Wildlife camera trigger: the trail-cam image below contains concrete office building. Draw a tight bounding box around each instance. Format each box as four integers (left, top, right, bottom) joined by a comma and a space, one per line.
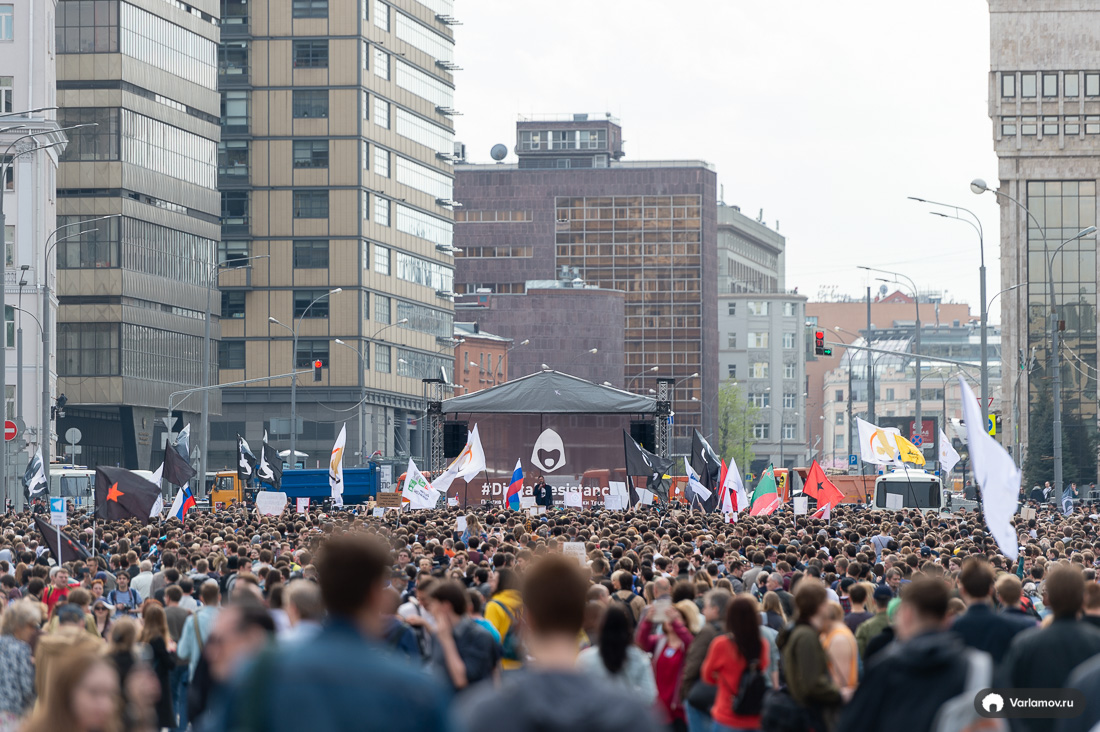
54, 0, 221, 471
716, 203, 807, 472
987, 0, 1100, 467
453, 115, 717, 452
0, 1, 63, 501
207, 0, 457, 470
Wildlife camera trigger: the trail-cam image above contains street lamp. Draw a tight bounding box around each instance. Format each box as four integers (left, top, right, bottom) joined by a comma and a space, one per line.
269, 287, 342, 467
972, 177, 1096, 503
492, 338, 528, 387
335, 317, 407, 464
627, 366, 659, 391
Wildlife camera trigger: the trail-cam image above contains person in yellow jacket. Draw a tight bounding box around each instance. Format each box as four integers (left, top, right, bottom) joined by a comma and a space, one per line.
485, 568, 524, 670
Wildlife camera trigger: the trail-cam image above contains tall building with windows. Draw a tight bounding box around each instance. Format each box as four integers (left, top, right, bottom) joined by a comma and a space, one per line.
716, 203, 806, 472
208, 0, 457, 470
0, 1, 63, 503
54, 0, 221, 470
987, 0, 1100, 470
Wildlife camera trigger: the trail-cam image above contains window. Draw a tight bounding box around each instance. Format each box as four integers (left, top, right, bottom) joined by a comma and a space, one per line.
396, 156, 452, 199
727, 302, 736, 316
1021, 73, 1036, 98
374, 196, 390, 226
782, 424, 796, 440
0, 77, 10, 114
218, 341, 245, 370
373, 47, 389, 79
292, 140, 328, 168
395, 59, 454, 108
751, 362, 768, 379
395, 251, 453, 291
4, 225, 11, 266
834, 434, 845, 450
1001, 117, 1017, 136
293, 190, 328, 218
835, 389, 843, 401
832, 412, 842, 426
1088, 116, 1100, 135
783, 393, 795, 409
295, 340, 329, 368
292, 0, 327, 17
783, 332, 795, 349
395, 107, 455, 155
375, 343, 391, 373
396, 301, 453, 338
1022, 116, 1037, 136
751, 392, 769, 408
1066, 116, 1081, 135
1042, 73, 1058, 97
219, 140, 249, 178
1066, 73, 1080, 98
1043, 116, 1059, 135
747, 301, 768, 316
373, 0, 389, 30
0, 6, 12, 41
222, 191, 249, 226
753, 424, 770, 440
886, 388, 895, 400
374, 146, 390, 177
375, 294, 390, 324
749, 332, 768, 348
221, 291, 245, 319
784, 363, 796, 379
783, 302, 796, 317
293, 40, 328, 68
374, 244, 391, 274
727, 332, 737, 348
727, 364, 736, 378
294, 290, 330, 318
58, 108, 120, 161
1088, 74, 1100, 97
374, 97, 390, 128
293, 89, 328, 118
395, 13, 455, 63
1001, 74, 1015, 98
293, 240, 328, 268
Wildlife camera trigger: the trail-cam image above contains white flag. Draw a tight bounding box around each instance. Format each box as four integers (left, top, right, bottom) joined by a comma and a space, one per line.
684, 459, 713, 504
149, 463, 165, 517
723, 457, 747, 513
329, 424, 346, 507
938, 429, 961, 475
959, 377, 1020, 561
433, 424, 487, 494
856, 417, 901, 465
175, 424, 191, 462
401, 458, 439, 509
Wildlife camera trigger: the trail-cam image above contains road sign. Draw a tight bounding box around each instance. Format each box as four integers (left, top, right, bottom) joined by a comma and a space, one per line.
912, 434, 923, 447
49, 497, 67, 527
3, 421, 16, 441
65, 427, 82, 444
987, 415, 997, 436
848, 454, 857, 466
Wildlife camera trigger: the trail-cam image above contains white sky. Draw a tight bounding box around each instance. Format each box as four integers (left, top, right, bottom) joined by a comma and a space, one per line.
451, 1, 1002, 319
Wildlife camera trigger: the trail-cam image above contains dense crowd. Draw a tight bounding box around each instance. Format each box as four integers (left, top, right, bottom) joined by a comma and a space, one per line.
2, 496, 1100, 732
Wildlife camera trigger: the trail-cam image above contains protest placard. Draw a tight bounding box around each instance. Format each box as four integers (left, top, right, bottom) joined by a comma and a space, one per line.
562, 542, 587, 567
256, 492, 287, 516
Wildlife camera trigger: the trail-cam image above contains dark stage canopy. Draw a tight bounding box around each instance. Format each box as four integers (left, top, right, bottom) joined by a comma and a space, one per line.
442, 370, 657, 415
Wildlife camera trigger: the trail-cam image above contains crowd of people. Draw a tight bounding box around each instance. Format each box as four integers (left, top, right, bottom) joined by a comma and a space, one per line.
1, 494, 1100, 731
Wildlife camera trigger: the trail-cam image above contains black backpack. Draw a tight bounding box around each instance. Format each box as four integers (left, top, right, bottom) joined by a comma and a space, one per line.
731, 635, 767, 717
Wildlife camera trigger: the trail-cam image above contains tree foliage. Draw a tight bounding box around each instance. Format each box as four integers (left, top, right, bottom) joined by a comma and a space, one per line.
717, 380, 759, 472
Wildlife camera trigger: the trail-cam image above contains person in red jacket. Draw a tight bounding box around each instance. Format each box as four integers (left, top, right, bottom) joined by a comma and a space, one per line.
637, 599, 696, 728
43, 568, 71, 616
701, 596, 770, 732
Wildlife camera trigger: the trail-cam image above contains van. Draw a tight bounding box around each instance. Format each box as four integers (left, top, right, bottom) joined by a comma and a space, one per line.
873, 468, 944, 511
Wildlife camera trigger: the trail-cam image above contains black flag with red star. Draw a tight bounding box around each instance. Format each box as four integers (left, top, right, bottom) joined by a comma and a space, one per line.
34, 515, 91, 563
95, 466, 161, 524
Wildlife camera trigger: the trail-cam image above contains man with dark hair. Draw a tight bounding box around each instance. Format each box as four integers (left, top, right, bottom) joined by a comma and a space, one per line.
840, 577, 986, 732
457, 555, 659, 732
217, 533, 451, 731
1000, 565, 1100, 732
855, 585, 893, 659
951, 557, 1033, 664
426, 579, 500, 692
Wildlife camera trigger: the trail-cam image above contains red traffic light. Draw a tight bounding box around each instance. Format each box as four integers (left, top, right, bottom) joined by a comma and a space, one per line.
313, 359, 323, 382
815, 331, 824, 340
314, 360, 322, 368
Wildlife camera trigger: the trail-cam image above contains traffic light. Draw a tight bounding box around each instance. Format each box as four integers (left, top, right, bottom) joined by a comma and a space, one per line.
814, 330, 832, 357
313, 359, 323, 382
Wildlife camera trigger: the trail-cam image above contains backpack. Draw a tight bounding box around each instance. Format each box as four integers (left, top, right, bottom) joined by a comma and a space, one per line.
610, 592, 636, 619
930, 649, 1007, 732
731, 636, 767, 717
490, 599, 525, 663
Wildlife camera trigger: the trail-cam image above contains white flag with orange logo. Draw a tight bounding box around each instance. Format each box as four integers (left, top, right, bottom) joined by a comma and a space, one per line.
329, 424, 346, 507
856, 417, 901, 466
433, 424, 487, 494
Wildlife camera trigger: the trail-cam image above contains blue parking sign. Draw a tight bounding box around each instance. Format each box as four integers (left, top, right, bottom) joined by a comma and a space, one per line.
848, 454, 857, 466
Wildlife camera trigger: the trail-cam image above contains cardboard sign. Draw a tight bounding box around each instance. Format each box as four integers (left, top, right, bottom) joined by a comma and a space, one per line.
636, 488, 655, 505
608, 481, 628, 497
256, 491, 288, 516
456, 516, 468, 532
604, 494, 625, 511
380, 465, 393, 490
519, 496, 536, 509
376, 492, 403, 508
793, 496, 808, 515
372, 507, 386, 518
563, 491, 583, 508
885, 493, 904, 510
296, 498, 309, 514
447, 496, 459, 507
562, 542, 587, 567
1020, 506, 1036, 521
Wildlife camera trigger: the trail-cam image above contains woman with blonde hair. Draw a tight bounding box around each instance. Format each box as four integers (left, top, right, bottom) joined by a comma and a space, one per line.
0, 600, 39, 730
819, 601, 859, 697
761, 590, 786, 631
21, 652, 121, 732
463, 514, 483, 540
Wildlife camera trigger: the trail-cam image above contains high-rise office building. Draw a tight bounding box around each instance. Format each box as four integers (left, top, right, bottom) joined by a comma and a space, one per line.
55, 0, 222, 470
987, 0, 1100, 470
0, 1, 63, 503
454, 115, 717, 451
208, 0, 457, 470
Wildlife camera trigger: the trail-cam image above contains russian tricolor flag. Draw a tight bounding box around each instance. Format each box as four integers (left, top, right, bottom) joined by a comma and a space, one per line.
169, 485, 196, 521
506, 460, 523, 510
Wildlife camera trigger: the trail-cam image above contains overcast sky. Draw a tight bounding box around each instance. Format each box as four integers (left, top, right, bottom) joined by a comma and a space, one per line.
452, 1, 1002, 320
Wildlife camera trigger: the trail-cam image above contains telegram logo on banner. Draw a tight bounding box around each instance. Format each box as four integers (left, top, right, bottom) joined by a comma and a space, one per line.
531, 429, 566, 473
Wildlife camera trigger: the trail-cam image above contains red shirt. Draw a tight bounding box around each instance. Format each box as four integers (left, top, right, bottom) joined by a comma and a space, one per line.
701, 633, 770, 730
43, 584, 70, 615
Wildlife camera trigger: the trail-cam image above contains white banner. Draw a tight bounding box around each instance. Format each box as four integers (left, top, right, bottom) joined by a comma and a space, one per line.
563, 491, 583, 508
793, 496, 808, 515
296, 497, 309, 514
401, 459, 439, 509
562, 542, 587, 567
329, 425, 347, 507
256, 492, 288, 516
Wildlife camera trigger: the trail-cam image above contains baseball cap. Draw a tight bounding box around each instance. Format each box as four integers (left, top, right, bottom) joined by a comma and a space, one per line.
920, 546, 932, 557
873, 585, 894, 602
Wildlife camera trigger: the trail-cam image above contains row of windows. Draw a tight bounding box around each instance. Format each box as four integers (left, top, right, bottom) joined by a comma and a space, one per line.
726, 332, 798, 349
453, 282, 526, 295
122, 325, 205, 384
395, 155, 453, 199
395, 11, 454, 63
292, 0, 327, 18
747, 393, 801, 409
120, 3, 217, 88
395, 107, 454, 155
412, 0, 453, 15
518, 129, 607, 151
58, 323, 119, 376
725, 301, 798, 317
373, 0, 389, 30
1001, 71, 1100, 99
747, 363, 798, 379
395, 300, 452, 338
57, 216, 216, 286
396, 348, 451, 379
396, 59, 454, 108
1001, 115, 1100, 137
454, 246, 533, 258
395, 203, 453, 247
121, 110, 216, 189
751, 424, 798, 440
59, 108, 120, 161
454, 210, 532, 223
220, 337, 450, 377
56, 0, 117, 53
395, 250, 453, 291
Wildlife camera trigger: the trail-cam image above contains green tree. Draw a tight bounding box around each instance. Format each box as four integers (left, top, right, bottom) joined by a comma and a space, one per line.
1023, 383, 1055, 488
717, 380, 759, 472
1062, 415, 1097, 486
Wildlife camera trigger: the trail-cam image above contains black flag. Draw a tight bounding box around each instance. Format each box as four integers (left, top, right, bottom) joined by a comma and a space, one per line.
94, 466, 161, 524
690, 429, 722, 513
163, 440, 197, 487
237, 434, 257, 485
34, 515, 91, 563
22, 449, 47, 500
623, 430, 673, 506
256, 432, 283, 490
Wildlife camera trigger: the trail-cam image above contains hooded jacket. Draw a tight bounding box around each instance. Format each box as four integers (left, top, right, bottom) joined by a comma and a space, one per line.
486, 589, 523, 670
838, 631, 972, 732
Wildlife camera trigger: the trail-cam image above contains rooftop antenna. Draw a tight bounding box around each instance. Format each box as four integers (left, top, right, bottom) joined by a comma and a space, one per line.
757, 208, 764, 223
490, 144, 507, 163
720, 184, 725, 204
